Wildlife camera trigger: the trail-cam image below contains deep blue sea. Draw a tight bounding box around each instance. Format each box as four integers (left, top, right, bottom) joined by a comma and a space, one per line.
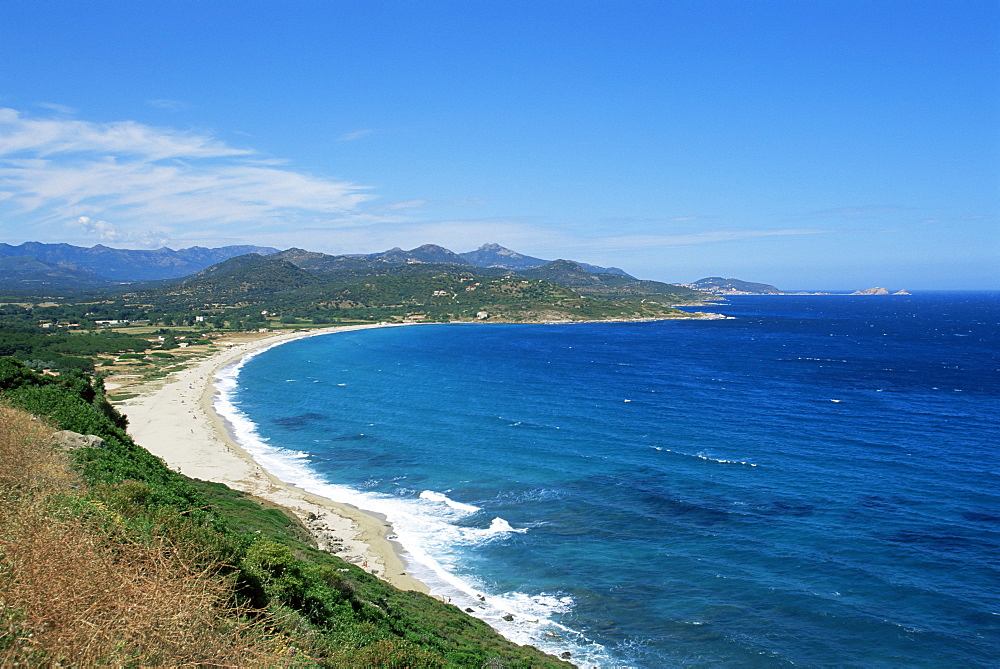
216, 293, 999, 667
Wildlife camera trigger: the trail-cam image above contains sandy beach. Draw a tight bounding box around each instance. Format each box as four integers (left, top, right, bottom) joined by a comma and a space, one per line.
116, 324, 429, 594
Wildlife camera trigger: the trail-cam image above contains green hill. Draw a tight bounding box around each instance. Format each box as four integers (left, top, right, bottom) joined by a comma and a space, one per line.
521, 260, 715, 303
118, 252, 713, 324
687, 276, 783, 294
0, 358, 571, 667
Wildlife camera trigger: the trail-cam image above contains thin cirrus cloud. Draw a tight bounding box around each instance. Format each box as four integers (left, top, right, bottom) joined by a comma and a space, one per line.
35, 102, 78, 115
0, 108, 377, 246
146, 98, 191, 112
336, 129, 373, 142
580, 228, 828, 253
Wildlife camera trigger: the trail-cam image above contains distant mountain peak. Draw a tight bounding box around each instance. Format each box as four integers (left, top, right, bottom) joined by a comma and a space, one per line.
475, 242, 520, 256
368, 245, 469, 265
460, 243, 544, 270
457, 243, 632, 277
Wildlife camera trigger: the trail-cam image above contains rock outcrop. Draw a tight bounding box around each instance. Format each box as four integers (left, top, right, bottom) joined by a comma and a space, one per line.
49, 430, 107, 450
851, 287, 910, 295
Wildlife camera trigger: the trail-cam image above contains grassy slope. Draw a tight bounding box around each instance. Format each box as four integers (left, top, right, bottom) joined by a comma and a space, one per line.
0, 404, 291, 666
0, 357, 570, 668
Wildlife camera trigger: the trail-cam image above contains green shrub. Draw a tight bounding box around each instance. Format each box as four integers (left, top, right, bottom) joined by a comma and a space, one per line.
0, 357, 570, 668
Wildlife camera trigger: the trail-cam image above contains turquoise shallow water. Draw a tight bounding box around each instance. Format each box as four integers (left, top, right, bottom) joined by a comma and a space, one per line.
217, 293, 999, 667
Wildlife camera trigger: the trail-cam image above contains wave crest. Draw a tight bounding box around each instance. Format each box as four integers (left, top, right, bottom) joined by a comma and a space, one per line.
419, 490, 481, 514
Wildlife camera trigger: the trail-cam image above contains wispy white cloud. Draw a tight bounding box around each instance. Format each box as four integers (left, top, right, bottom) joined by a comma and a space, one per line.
284, 217, 556, 257
599, 214, 711, 228
0, 107, 250, 160
0, 108, 842, 257
811, 205, 904, 218
587, 228, 827, 251
336, 129, 373, 142
146, 98, 190, 111
514, 228, 832, 279
77, 216, 169, 247
462, 226, 825, 260
0, 108, 379, 247
451, 197, 487, 208
35, 102, 77, 115
385, 199, 429, 210
290, 217, 828, 263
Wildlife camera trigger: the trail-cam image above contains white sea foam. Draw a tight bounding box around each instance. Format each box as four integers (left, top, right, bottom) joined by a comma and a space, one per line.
483, 591, 612, 666
419, 490, 481, 514
653, 446, 758, 467
488, 517, 527, 534
495, 591, 575, 617
214, 354, 605, 666
697, 454, 759, 467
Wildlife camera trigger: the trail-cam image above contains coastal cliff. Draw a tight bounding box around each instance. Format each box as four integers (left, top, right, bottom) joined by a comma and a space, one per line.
0, 357, 570, 667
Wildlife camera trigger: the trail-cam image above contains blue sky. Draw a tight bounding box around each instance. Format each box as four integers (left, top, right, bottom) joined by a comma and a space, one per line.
0, 1, 996, 289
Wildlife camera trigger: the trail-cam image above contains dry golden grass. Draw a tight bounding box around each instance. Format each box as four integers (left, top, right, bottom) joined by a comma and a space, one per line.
0, 404, 66, 490
0, 404, 295, 666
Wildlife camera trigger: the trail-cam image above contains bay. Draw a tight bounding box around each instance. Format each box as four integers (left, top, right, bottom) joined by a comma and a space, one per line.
219, 293, 1000, 667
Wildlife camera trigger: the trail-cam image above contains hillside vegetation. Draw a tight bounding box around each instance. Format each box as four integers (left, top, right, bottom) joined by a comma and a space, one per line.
0, 358, 570, 667
110, 251, 715, 326
1, 243, 716, 322
0, 244, 719, 378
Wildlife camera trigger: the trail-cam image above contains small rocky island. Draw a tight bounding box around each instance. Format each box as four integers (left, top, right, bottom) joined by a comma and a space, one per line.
851, 287, 910, 295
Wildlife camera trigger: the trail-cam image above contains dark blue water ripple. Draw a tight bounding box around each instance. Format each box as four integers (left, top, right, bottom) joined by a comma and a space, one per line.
231, 292, 1000, 667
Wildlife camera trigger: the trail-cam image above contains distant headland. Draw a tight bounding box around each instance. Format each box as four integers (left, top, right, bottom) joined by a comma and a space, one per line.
677, 276, 910, 297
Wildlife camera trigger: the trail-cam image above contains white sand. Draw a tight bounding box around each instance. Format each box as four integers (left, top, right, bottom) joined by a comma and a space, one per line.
117, 325, 429, 593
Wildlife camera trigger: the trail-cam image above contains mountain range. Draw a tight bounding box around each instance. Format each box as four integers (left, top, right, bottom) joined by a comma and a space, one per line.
0, 240, 815, 308
0, 242, 280, 283
0, 241, 632, 287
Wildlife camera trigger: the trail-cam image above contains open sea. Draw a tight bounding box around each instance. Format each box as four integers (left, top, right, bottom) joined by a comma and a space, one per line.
215, 293, 999, 667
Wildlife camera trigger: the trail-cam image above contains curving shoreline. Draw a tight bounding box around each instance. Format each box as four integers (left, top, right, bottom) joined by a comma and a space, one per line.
114, 315, 717, 596
116, 324, 430, 594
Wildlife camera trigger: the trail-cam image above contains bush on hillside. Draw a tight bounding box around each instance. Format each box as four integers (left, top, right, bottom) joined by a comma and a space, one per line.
0, 357, 570, 667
